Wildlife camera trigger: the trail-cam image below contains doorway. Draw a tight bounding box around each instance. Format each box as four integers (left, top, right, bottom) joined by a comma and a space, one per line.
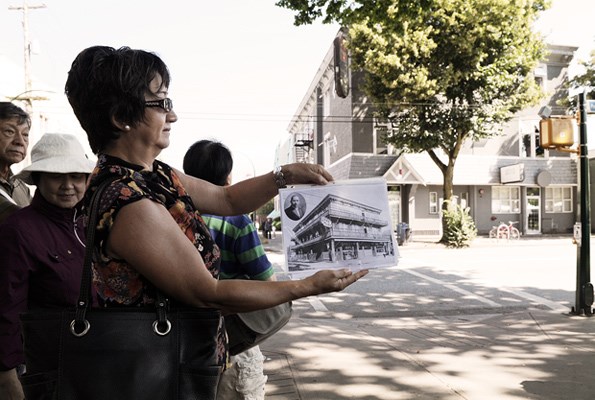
526, 187, 541, 234
388, 187, 401, 231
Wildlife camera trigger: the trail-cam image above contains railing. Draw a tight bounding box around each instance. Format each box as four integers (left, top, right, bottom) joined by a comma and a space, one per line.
326, 207, 388, 226
295, 228, 392, 246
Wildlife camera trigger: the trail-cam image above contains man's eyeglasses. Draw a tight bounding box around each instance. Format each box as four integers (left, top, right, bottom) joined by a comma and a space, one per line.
144, 98, 173, 113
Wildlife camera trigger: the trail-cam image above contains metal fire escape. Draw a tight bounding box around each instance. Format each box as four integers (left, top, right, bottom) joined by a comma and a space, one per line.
294, 130, 314, 163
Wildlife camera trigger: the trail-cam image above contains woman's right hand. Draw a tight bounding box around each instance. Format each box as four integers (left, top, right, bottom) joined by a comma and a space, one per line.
305, 268, 369, 295
280, 163, 334, 186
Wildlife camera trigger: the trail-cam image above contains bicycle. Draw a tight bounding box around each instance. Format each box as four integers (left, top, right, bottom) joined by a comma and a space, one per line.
489, 221, 520, 240
507, 221, 521, 239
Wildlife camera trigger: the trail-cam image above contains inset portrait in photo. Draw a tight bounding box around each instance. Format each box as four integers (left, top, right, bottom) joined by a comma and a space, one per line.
284, 192, 306, 221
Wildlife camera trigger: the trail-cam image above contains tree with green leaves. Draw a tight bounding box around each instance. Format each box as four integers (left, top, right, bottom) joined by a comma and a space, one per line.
278, 0, 549, 242
560, 50, 595, 109
567, 51, 595, 96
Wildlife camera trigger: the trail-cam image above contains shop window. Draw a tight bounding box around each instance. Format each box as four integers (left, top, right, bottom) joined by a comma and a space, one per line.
460, 192, 469, 209
387, 187, 401, 230
429, 192, 438, 214
545, 187, 573, 213
491, 186, 521, 213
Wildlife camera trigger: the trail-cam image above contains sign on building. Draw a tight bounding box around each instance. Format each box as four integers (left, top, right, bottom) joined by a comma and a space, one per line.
500, 163, 525, 184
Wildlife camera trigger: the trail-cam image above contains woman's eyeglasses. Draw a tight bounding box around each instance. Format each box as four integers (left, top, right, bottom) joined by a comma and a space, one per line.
144, 98, 173, 113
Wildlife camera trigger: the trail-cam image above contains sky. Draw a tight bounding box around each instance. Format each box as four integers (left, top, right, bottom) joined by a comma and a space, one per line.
0, 0, 593, 181
0, 0, 340, 180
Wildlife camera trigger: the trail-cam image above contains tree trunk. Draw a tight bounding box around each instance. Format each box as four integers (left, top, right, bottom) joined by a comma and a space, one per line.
440, 162, 455, 242
427, 133, 464, 243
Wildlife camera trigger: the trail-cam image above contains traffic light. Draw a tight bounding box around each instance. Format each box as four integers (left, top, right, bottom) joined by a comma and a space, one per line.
538, 116, 577, 149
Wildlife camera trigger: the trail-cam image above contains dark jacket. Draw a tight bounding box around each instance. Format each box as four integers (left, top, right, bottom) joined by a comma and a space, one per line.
0, 171, 31, 207
0, 191, 86, 370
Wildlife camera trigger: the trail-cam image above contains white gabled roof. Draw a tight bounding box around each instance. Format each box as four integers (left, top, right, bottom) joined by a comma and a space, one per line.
385, 153, 577, 186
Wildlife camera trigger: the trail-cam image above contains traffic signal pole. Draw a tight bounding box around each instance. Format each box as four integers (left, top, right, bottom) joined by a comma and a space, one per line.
572, 91, 594, 316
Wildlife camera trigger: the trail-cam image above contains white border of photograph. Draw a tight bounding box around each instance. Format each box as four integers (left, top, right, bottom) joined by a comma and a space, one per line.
279, 177, 399, 279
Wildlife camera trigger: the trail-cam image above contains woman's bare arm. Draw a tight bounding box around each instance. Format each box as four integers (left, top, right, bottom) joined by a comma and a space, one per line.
107, 199, 366, 313
175, 163, 333, 217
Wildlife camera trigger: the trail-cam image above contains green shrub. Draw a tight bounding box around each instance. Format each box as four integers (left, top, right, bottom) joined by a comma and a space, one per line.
273, 219, 281, 230
441, 200, 477, 248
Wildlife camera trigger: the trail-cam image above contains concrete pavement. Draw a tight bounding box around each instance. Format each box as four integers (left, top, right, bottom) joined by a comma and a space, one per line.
259, 233, 595, 400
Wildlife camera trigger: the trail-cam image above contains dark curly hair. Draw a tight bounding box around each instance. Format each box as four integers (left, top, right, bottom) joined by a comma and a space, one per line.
183, 140, 233, 187
64, 46, 171, 154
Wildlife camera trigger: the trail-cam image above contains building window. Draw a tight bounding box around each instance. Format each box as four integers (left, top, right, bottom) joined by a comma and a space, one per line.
429, 192, 438, 214
460, 192, 469, 209
322, 132, 332, 167
522, 130, 544, 158
322, 89, 330, 117
534, 64, 546, 91
373, 120, 394, 155
545, 187, 573, 213
387, 187, 401, 230
491, 186, 521, 213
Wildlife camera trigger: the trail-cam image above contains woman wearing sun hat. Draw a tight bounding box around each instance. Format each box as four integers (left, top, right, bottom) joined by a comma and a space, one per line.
0, 133, 96, 399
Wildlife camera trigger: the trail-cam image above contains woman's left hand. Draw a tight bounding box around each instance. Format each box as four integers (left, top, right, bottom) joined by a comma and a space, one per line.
304, 268, 369, 295
281, 163, 334, 186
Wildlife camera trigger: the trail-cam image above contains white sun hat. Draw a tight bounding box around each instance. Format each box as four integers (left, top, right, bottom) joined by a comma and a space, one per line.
15, 133, 96, 185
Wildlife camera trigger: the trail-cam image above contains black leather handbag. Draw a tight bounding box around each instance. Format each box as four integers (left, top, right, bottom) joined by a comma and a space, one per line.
19, 178, 225, 400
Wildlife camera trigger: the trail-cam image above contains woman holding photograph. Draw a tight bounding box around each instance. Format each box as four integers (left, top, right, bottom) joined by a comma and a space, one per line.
63, 45, 368, 397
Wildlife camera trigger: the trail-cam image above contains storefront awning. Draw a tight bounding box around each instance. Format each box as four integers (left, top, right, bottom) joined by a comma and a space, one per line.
267, 209, 280, 219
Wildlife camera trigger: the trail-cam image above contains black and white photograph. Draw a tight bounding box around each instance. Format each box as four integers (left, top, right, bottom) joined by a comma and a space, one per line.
279, 177, 399, 279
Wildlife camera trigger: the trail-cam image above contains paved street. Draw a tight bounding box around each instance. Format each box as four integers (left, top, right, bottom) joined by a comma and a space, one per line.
259, 234, 595, 399
266, 234, 578, 318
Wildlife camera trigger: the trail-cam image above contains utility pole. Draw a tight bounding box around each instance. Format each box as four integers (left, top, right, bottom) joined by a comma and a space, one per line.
8, 1, 47, 113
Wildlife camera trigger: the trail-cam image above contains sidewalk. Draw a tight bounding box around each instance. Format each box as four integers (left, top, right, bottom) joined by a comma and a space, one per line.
260, 233, 595, 400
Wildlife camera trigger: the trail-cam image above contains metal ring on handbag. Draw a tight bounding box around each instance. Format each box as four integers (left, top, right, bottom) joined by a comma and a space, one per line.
152, 319, 172, 336
70, 319, 91, 337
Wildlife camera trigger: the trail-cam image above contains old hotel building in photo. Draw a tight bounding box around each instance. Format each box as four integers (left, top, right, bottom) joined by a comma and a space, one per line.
287, 193, 395, 270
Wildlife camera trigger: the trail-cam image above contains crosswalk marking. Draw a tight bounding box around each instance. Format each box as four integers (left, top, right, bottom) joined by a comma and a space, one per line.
498, 287, 569, 313
403, 268, 502, 307
307, 296, 329, 312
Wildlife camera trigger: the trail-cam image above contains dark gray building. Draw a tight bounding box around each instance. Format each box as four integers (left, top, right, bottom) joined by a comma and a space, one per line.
279, 37, 581, 239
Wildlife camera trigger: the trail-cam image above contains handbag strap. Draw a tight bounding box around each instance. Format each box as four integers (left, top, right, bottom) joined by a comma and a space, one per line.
73, 178, 115, 326
72, 177, 171, 336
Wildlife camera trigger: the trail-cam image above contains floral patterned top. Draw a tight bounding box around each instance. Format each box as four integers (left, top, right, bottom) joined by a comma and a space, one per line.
83, 154, 227, 364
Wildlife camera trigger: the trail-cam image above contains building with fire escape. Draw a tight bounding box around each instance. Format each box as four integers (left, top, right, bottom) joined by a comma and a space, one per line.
277, 31, 584, 239
287, 193, 395, 272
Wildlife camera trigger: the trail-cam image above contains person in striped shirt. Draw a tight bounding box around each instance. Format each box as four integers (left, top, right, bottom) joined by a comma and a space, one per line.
183, 139, 274, 400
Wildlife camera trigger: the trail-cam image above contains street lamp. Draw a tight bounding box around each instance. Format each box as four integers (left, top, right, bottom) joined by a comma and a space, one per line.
233, 150, 256, 182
